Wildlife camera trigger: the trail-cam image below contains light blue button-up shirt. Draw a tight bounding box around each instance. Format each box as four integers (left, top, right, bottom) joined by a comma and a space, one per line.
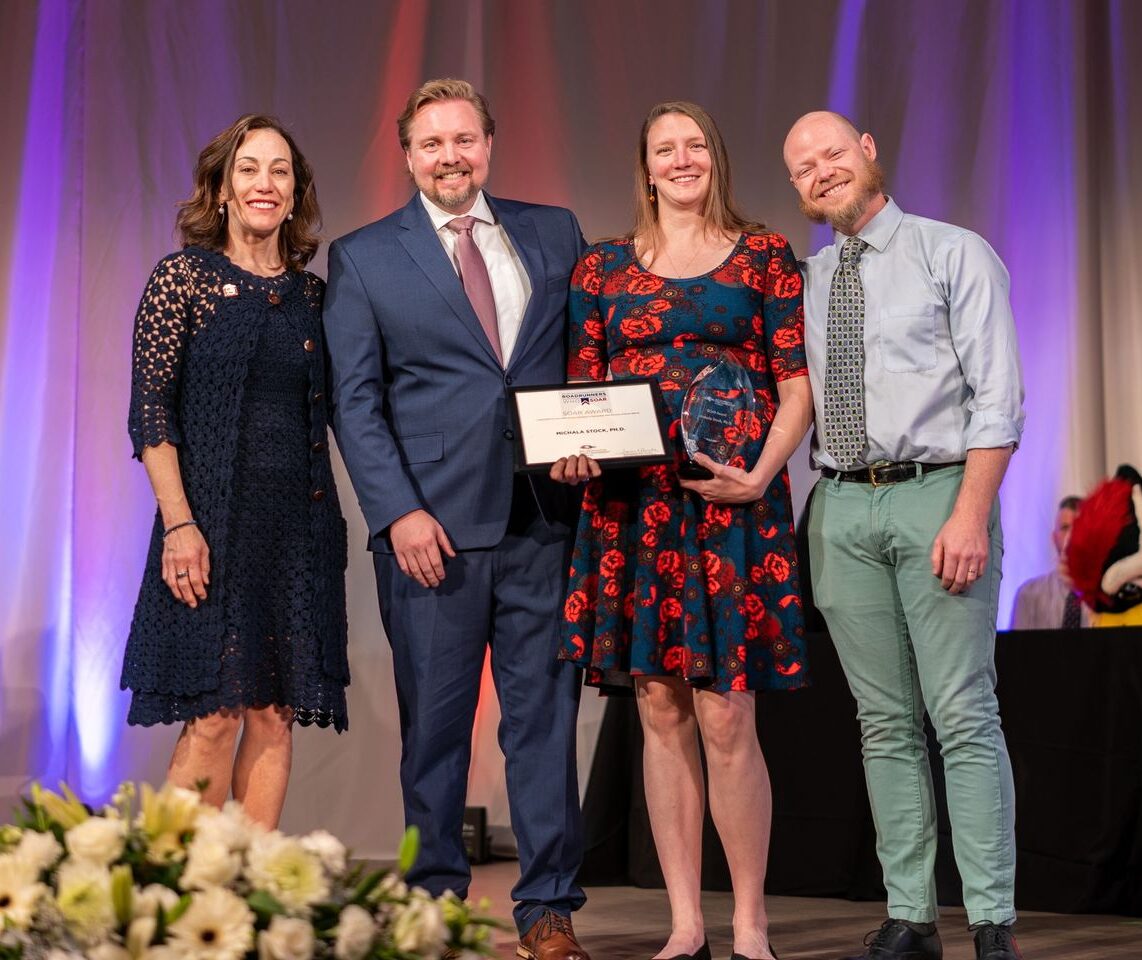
801, 198, 1025, 470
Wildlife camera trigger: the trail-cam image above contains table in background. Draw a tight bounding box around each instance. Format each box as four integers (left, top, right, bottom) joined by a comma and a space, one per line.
579, 628, 1142, 915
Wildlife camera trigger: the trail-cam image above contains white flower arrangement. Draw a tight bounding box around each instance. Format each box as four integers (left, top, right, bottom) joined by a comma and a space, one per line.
0, 782, 500, 960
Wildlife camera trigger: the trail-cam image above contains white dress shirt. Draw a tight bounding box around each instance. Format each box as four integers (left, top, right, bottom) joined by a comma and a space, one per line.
800, 198, 1026, 470
420, 191, 533, 364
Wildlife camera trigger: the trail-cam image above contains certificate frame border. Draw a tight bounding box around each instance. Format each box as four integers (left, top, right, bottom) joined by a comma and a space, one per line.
507, 378, 674, 473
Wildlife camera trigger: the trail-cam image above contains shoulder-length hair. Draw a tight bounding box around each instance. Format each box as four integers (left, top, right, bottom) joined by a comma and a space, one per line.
629, 100, 763, 257
175, 114, 321, 270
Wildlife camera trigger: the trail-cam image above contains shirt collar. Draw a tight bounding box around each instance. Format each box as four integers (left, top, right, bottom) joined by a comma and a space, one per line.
420, 190, 496, 233
832, 195, 903, 254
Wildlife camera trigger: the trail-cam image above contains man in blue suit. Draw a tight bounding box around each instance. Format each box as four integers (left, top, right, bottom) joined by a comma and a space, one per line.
323, 79, 590, 960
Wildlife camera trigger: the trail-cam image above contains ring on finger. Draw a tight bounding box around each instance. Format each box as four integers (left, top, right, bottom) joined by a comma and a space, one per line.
176, 570, 190, 579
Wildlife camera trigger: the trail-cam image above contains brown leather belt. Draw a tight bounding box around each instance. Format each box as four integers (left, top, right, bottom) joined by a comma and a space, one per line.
820, 460, 964, 487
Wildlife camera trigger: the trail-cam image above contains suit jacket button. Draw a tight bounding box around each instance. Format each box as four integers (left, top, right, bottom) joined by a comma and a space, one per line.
267, 293, 282, 305
311, 488, 326, 502
503, 429, 514, 440
311, 440, 327, 453
505, 374, 514, 385
311, 391, 324, 404
303, 339, 316, 352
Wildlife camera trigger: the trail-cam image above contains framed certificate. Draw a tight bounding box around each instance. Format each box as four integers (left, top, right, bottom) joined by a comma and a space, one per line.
508, 378, 673, 473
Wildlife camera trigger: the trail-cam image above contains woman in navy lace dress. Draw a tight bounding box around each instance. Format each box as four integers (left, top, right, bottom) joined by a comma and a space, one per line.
123, 115, 348, 828
551, 103, 812, 960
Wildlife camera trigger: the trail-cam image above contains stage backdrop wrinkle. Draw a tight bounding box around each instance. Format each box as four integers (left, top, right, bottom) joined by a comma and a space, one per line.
1, 0, 1139, 861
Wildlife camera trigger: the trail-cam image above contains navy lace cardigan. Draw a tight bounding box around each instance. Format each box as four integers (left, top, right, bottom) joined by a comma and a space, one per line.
122, 247, 348, 697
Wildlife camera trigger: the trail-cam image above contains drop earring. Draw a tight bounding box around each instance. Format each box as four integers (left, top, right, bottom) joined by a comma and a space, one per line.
287, 212, 294, 221
648, 182, 657, 203
218, 202, 226, 217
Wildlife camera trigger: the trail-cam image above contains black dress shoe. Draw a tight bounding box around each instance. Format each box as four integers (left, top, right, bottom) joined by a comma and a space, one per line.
973, 923, 1023, 960
843, 919, 942, 959
659, 941, 711, 960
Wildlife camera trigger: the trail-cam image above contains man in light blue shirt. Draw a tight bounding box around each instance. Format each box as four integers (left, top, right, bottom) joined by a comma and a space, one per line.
784, 111, 1026, 960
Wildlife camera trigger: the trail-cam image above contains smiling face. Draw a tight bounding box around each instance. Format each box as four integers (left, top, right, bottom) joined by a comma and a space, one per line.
221, 128, 295, 241
405, 98, 492, 214
783, 112, 885, 235
645, 112, 713, 211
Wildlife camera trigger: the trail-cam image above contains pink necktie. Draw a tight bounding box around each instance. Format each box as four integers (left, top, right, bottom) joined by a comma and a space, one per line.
445, 216, 503, 365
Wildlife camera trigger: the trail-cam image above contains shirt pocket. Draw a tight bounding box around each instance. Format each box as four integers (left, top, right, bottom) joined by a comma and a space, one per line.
878, 304, 938, 373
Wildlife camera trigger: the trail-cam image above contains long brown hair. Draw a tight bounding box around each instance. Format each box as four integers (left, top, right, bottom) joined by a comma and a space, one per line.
176, 114, 321, 270
629, 101, 762, 258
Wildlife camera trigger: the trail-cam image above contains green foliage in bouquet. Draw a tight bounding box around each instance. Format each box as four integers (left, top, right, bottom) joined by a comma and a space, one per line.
0, 782, 503, 960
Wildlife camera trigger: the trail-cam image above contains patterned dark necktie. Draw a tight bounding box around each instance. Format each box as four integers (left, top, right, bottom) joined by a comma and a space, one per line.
1061, 591, 1082, 629
823, 236, 870, 469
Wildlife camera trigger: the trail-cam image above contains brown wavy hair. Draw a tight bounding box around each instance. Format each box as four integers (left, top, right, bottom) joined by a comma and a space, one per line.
176, 114, 321, 270
628, 100, 762, 260
397, 78, 495, 151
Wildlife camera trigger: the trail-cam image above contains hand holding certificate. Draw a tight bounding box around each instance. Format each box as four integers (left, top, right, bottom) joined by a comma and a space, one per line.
508, 378, 672, 474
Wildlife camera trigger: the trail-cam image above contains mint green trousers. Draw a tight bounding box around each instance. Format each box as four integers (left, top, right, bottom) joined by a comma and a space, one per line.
807, 465, 1016, 925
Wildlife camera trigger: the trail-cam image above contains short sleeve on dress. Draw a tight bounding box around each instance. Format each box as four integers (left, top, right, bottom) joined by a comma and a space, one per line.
758, 235, 808, 383
128, 255, 191, 458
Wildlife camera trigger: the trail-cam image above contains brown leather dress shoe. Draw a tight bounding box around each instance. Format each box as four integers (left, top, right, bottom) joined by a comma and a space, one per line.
516, 909, 591, 960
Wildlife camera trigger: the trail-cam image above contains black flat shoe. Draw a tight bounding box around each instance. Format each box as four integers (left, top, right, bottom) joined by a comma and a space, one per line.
729, 948, 779, 960
659, 941, 711, 960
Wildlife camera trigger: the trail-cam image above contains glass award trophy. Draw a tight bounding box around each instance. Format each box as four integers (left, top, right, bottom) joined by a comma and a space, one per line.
677, 354, 757, 480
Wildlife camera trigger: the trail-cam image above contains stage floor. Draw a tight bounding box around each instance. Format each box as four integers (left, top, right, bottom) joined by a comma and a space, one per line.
468, 861, 1141, 959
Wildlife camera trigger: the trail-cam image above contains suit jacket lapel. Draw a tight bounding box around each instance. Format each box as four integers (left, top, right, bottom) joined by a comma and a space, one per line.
396, 195, 501, 366
490, 197, 546, 369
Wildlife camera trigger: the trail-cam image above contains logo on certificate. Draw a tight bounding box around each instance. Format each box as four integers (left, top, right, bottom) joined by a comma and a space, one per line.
561, 388, 611, 417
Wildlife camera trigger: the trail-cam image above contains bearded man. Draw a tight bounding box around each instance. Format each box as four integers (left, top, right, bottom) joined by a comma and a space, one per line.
783, 111, 1027, 960
324, 79, 590, 960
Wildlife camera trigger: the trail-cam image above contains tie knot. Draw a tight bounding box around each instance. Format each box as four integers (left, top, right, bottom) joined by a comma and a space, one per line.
841, 236, 868, 264
446, 216, 477, 235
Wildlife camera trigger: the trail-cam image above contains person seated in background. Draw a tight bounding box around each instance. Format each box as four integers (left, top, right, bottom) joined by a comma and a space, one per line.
1010, 496, 1090, 629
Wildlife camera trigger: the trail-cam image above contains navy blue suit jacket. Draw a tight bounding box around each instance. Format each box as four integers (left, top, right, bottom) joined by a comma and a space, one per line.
323, 193, 585, 552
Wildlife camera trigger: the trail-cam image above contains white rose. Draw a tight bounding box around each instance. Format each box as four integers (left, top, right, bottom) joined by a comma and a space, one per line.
257, 915, 315, 960
333, 904, 376, 960
132, 883, 181, 920
16, 828, 63, 872
391, 897, 447, 954
66, 816, 127, 865
299, 830, 346, 876
179, 835, 242, 890
194, 803, 259, 853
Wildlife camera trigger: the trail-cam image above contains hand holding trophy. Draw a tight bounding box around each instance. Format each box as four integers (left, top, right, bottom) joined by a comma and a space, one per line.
677, 353, 758, 480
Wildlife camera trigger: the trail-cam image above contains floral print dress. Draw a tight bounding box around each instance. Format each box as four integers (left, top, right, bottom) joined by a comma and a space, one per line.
558, 232, 809, 693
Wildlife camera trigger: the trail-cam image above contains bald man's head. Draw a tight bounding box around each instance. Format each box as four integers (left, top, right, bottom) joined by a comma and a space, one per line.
784, 111, 886, 235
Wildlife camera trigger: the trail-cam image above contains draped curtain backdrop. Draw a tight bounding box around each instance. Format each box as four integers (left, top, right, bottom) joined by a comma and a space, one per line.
1, 0, 1139, 857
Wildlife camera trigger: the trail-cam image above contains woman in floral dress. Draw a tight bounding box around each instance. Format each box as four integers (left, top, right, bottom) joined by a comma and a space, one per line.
551, 102, 812, 960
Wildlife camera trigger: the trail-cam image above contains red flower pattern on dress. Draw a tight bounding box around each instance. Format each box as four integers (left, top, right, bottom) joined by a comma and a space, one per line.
558, 233, 808, 693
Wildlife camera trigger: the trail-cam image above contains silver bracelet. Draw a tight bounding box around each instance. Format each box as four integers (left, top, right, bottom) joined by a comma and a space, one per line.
162, 519, 198, 539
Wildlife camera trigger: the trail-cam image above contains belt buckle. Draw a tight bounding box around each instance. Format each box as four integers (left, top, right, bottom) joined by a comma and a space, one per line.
868, 460, 895, 488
